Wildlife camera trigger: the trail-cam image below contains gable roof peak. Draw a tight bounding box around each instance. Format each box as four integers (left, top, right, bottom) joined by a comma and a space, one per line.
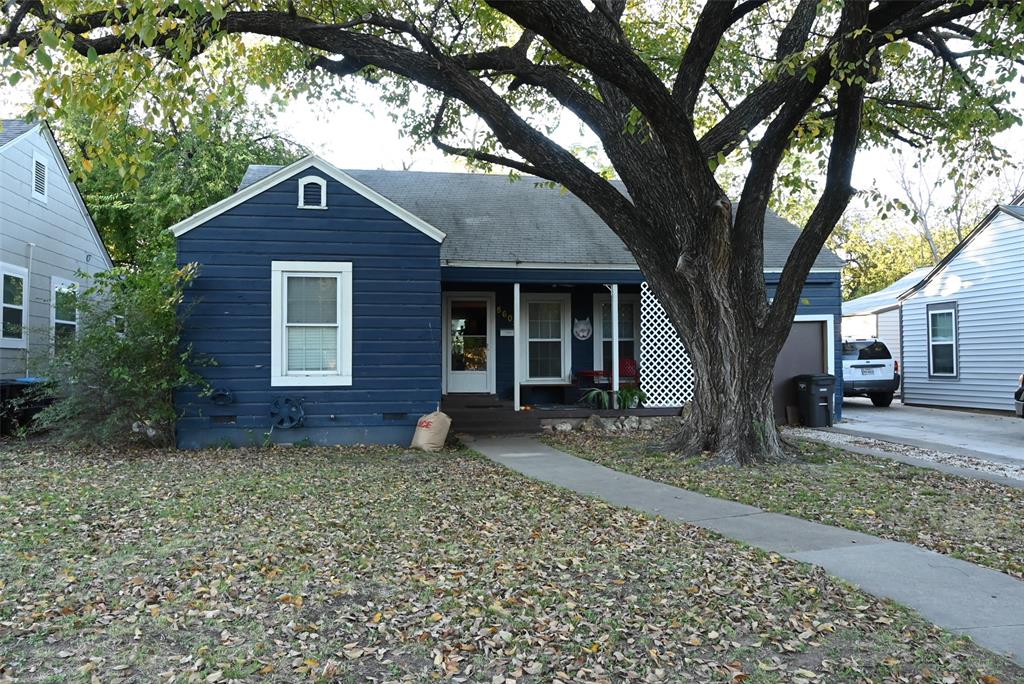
169, 155, 445, 242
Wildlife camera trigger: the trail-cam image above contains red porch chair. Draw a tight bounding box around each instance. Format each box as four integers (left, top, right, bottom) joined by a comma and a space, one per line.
619, 358, 640, 386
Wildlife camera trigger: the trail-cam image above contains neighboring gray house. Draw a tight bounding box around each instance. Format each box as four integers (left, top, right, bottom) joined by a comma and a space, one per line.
841, 266, 931, 365
0, 120, 112, 379
898, 197, 1024, 411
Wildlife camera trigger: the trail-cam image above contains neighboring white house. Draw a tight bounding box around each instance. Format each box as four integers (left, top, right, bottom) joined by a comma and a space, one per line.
841, 266, 931, 366
897, 198, 1024, 411
0, 119, 112, 380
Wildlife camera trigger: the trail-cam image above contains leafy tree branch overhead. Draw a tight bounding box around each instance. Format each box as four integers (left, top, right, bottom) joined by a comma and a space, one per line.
4, 0, 1021, 464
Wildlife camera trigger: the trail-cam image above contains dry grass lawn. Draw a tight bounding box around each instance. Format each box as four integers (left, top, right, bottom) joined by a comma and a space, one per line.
543, 431, 1023, 580
1, 441, 1021, 683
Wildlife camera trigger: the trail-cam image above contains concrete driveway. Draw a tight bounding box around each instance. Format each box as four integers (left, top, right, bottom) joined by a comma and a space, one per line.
839, 398, 1024, 466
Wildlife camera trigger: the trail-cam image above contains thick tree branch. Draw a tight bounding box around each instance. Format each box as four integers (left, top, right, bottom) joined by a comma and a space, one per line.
485, 0, 704, 167
427, 98, 547, 178
672, 1, 736, 118
774, 0, 819, 60
765, 53, 868, 352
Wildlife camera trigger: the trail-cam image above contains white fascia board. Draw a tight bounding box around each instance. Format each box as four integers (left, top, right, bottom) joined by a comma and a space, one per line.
168, 155, 446, 243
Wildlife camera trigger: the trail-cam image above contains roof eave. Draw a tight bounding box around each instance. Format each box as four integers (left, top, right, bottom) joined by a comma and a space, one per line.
896, 203, 1019, 301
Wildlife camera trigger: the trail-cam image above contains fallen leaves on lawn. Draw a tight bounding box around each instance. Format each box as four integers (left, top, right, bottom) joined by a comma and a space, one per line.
0, 441, 1019, 683
545, 430, 1024, 580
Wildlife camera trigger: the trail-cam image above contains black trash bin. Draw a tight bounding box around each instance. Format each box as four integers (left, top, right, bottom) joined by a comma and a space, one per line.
0, 378, 49, 436
793, 374, 835, 427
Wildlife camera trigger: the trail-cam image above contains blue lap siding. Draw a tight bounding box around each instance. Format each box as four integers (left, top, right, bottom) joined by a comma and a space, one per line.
176, 169, 442, 448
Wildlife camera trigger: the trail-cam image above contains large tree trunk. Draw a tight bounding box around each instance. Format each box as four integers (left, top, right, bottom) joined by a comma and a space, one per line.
632, 198, 790, 467
655, 274, 787, 467
669, 326, 784, 466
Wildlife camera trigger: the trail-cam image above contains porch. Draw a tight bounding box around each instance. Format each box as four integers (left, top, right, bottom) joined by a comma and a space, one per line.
440, 265, 696, 428
439, 264, 841, 434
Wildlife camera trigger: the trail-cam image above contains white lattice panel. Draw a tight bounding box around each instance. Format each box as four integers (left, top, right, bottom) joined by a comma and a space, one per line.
640, 282, 694, 407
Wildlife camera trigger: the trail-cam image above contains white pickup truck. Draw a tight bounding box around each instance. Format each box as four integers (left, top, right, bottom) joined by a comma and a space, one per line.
841, 338, 900, 407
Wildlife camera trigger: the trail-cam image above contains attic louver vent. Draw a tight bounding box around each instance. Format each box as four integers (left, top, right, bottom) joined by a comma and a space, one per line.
32, 158, 46, 199
298, 176, 326, 209
303, 182, 321, 206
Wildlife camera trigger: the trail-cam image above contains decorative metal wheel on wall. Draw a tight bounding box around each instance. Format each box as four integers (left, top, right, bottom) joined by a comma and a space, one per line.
639, 282, 695, 407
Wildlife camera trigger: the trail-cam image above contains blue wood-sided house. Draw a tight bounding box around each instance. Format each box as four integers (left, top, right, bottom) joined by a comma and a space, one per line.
170, 156, 843, 448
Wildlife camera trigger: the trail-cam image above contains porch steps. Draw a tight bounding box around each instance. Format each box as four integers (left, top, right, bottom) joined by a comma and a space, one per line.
441, 395, 680, 435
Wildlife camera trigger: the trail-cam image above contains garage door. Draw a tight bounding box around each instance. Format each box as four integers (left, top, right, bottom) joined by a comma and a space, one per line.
772, 321, 828, 424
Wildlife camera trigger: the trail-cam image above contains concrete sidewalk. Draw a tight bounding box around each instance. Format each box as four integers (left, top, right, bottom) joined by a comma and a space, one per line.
473, 435, 1024, 666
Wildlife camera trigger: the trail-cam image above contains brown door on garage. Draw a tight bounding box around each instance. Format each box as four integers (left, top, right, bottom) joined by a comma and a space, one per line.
772, 321, 828, 424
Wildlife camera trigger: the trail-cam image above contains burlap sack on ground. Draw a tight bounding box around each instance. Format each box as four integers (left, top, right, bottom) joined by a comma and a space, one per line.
410, 411, 452, 452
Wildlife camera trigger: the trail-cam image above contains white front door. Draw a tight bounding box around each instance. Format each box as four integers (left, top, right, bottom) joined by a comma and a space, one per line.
444, 293, 495, 394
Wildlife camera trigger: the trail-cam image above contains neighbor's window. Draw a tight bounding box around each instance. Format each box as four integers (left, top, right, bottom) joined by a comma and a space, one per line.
52, 278, 78, 354
595, 295, 640, 371
271, 261, 352, 386
1, 263, 28, 348
523, 294, 570, 382
31, 152, 47, 202
297, 176, 327, 209
927, 305, 957, 377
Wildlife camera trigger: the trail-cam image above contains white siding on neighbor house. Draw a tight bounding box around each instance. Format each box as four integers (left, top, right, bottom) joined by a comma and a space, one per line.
0, 126, 109, 379
901, 211, 1024, 411
841, 313, 876, 340
876, 308, 901, 366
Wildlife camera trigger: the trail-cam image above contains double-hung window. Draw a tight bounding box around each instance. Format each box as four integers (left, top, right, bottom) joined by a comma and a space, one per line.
52, 278, 78, 354
927, 303, 958, 377
593, 294, 640, 372
521, 293, 571, 382
1, 263, 28, 349
271, 261, 352, 386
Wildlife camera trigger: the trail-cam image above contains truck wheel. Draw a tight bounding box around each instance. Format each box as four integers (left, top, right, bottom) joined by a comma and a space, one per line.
870, 392, 894, 407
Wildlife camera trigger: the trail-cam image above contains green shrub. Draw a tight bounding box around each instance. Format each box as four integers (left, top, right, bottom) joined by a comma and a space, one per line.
31, 259, 205, 446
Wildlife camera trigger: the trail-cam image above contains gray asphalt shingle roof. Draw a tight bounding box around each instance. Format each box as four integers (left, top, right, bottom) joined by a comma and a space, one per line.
240, 164, 844, 270
0, 119, 34, 147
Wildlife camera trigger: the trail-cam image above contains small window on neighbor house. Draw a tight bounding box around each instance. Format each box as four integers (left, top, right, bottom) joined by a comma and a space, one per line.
31, 153, 47, 202
1, 263, 28, 348
928, 305, 958, 377
52, 278, 78, 355
298, 176, 327, 209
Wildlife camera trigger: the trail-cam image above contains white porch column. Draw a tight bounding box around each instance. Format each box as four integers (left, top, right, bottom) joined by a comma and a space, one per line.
611, 283, 620, 407
513, 282, 521, 411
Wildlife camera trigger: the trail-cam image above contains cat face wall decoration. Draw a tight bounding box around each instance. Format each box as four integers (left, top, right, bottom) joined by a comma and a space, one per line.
573, 317, 593, 341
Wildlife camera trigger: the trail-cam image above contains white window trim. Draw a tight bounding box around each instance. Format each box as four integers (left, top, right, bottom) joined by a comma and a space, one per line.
51, 277, 78, 350
270, 261, 353, 387
927, 307, 958, 377
297, 175, 327, 210
1, 262, 29, 349
592, 293, 641, 371
31, 151, 48, 203
520, 292, 572, 384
